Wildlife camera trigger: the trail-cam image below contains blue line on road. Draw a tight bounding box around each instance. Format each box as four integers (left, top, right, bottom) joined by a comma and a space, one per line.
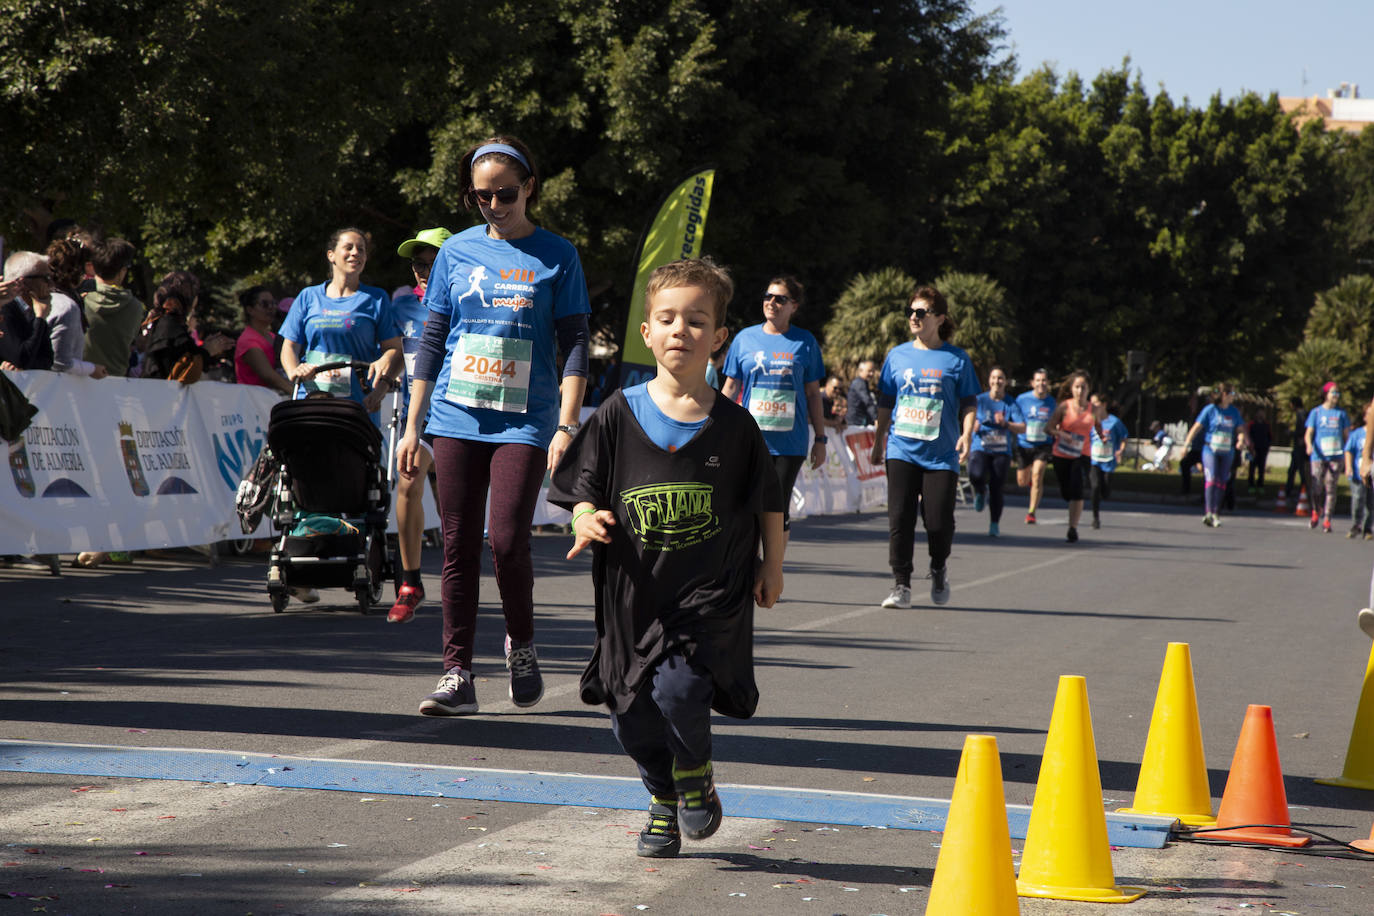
0, 740, 1174, 848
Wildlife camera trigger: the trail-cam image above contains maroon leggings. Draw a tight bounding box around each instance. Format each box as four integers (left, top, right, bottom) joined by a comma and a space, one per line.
431, 437, 547, 671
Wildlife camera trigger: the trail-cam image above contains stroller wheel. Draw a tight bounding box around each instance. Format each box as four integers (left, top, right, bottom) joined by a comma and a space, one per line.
271, 591, 289, 613
356, 585, 376, 614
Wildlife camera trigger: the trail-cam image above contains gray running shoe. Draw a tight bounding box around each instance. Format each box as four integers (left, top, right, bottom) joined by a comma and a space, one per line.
881, 584, 911, 609
505, 637, 544, 708
930, 567, 950, 606
419, 666, 479, 716
637, 797, 681, 857
672, 761, 722, 841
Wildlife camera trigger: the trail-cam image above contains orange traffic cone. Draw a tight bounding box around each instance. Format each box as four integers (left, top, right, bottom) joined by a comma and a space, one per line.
1353, 819, 1374, 854
1201, 705, 1311, 847
1294, 486, 1310, 516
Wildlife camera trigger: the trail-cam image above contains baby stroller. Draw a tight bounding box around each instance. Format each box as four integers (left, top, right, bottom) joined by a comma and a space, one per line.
264, 362, 395, 613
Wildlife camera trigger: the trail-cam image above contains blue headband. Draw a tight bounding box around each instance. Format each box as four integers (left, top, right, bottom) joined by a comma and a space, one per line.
472, 142, 531, 172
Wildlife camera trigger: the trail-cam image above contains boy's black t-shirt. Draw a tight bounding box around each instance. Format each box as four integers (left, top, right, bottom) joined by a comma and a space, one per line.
548, 388, 784, 718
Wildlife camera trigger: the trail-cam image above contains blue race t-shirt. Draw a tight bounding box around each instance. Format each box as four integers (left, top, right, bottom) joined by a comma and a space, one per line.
423, 225, 590, 447
723, 323, 826, 457
1194, 403, 1243, 459
393, 286, 429, 420
1091, 413, 1129, 471
1306, 406, 1351, 461
971, 391, 1021, 455
1345, 426, 1366, 466
878, 341, 980, 471
1015, 392, 1056, 447
623, 382, 706, 453
280, 282, 400, 407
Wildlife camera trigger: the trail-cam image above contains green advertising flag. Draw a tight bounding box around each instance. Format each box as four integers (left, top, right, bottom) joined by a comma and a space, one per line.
620, 169, 715, 382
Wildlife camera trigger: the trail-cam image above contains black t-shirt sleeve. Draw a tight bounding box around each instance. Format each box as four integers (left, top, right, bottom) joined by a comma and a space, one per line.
548, 395, 616, 510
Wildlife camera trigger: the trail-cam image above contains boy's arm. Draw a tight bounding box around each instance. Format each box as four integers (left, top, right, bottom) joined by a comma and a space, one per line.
566, 500, 616, 559
754, 510, 784, 608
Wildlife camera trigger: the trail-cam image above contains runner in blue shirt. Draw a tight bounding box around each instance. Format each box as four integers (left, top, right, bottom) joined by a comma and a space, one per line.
1088, 393, 1129, 530
721, 275, 827, 541
968, 366, 1025, 537
1014, 369, 1056, 524
383, 226, 452, 625
870, 286, 978, 609
397, 136, 590, 716
1344, 422, 1371, 539
279, 227, 404, 419
1305, 381, 1350, 532
1181, 382, 1248, 528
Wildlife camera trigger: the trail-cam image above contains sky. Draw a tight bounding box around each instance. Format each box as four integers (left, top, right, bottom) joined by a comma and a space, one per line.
969, 0, 1373, 105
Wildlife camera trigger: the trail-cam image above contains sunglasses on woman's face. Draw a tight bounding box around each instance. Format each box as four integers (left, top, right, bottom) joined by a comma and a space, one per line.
908, 307, 930, 321
763, 293, 793, 305
472, 185, 522, 205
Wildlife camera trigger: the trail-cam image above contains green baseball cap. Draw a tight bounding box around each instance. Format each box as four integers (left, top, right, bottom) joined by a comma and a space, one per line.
397, 227, 452, 257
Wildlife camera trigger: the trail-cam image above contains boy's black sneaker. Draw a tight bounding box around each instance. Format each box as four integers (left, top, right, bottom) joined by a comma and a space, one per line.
636, 797, 682, 857
419, 666, 479, 716
672, 761, 722, 840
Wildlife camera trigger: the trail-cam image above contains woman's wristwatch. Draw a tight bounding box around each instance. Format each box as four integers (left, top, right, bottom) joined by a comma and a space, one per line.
557, 423, 581, 436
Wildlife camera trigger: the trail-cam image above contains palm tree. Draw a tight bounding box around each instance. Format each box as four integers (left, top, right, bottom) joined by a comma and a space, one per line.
935, 270, 1020, 378
820, 268, 917, 373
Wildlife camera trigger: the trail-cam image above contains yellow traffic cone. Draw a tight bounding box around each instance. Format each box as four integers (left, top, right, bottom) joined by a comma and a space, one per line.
1316, 642, 1374, 791
1117, 643, 1216, 826
1017, 676, 1147, 903
925, 735, 1021, 915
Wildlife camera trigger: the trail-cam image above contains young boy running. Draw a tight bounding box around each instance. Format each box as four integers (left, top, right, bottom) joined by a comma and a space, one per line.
549, 258, 785, 857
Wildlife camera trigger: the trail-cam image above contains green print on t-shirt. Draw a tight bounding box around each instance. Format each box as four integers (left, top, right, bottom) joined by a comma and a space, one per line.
619, 482, 721, 552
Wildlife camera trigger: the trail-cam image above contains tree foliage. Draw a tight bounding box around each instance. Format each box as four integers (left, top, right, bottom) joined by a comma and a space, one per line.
820, 268, 917, 372
936, 270, 1017, 379
1274, 274, 1374, 405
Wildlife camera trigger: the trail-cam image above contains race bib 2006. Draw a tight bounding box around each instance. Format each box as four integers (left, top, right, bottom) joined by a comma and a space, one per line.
894, 395, 941, 441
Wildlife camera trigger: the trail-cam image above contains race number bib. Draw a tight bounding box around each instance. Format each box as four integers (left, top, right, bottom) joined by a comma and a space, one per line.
304, 350, 353, 396
1319, 433, 1342, 456
748, 387, 796, 432
982, 428, 1007, 451
1209, 429, 1233, 453
1091, 437, 1115, 462
1025, 418, 1047, 443
1056, 429, 1086, 455
894, 395, 942, 441
444, 333, 533, 413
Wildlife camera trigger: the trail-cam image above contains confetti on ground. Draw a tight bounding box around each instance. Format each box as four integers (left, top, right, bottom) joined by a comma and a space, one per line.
728, 892, 746, 897
127, 729, 149, 734
328, 843, 348, 848
748, 844, 772, 850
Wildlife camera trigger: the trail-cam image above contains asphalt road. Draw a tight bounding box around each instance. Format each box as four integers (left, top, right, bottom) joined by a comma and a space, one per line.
3, 491, 1374, 914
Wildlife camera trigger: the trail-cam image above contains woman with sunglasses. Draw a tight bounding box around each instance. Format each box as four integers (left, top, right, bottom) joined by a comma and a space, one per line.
869, 287, 979, 608
234, 285, 293, 394
397, 135, 590, 716
1044, 370, 1106, 543
721, 276, 827, 542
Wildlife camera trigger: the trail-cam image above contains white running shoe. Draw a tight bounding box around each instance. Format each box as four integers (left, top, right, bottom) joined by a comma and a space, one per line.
881, 585, 911, 609
1359, 608, 1374, 641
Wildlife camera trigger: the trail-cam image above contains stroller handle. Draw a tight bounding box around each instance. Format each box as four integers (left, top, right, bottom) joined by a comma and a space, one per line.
305, 360, 378, 395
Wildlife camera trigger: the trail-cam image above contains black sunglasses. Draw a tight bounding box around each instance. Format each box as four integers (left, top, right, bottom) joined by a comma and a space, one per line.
908, 307, 931, 321
472, 185, 522, 205
763, 292, 793, 305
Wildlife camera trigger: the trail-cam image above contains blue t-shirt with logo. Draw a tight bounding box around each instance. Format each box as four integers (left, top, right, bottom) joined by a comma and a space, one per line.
422, 225, 590, 447
1306, 406, 1351, 461
723, 323, 826, 457
623, 382, 706, 453
1194, 403, 1244, 460
1015, 392, 1056, 447
280, 282, 400, 409
1091, 413, 1129, 471
878, 341, 980, 471
971, 391, 1021, 455
393, 286, 430, 420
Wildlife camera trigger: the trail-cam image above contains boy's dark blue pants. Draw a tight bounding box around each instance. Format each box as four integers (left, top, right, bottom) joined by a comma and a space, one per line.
610, 652, 715, 798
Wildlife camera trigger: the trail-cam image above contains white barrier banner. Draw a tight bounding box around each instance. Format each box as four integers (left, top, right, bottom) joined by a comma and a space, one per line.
2, 372, 281, 554
1, 372, 888, 554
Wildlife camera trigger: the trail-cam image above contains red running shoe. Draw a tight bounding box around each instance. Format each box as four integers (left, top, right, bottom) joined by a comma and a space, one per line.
1323, 518, 1333, 533
387, 583, 424, 624
1025, 511, 1037, 525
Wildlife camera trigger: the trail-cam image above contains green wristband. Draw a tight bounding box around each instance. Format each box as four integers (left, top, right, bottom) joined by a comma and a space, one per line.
570, 507, 597, 530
